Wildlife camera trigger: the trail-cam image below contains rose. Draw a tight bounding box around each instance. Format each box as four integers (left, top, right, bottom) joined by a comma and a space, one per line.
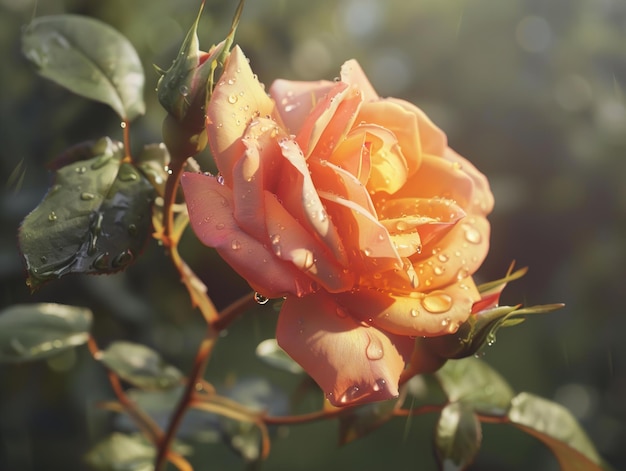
182, 46, 494, 406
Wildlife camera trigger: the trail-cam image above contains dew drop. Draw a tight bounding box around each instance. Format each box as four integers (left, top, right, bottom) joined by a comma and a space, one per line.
339, 385, 362, 404
335, 306, 348, 318
373, 378, 387, 392
179, 85, 189, 97
433, 266, 445, 276
231, 239, 241, 250
80, 192, 95, 201
365, 335, 384, 361
48, 211, 57, 222
75, 166, 87, 174
215, 223, 225, 230
462, 223, 482, 244
228, 94, 238, 104
363, 247, 373, 257
437, 253, 449, 263
487, 332, 497, 346
410, 308, 419, 318
421, 291, 453, 313
40, 255, 47, 263
127, 224, 138, 236
216, 173, 225, 185
395, 220, 408, 231
270, 234, 282, 256
93, 252, 110, 270
120, 121, 127, 129
112, 250, 133, 268
441, 317, 451, 328
254, 292, 269, 304
456, 267, 470, 280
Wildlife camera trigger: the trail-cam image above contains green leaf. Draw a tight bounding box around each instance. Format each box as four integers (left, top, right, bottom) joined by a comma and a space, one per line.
22, 15, 145, 121
97, 341, 183, 390
508, 392, 605, 471
19, 137, 155, 290
435, 402, 482, 471
0, 303, 92, 363
255, 338, 304, 374
338, 398, 398, 445
435, 357, 514, 416
84, 433, 154, 471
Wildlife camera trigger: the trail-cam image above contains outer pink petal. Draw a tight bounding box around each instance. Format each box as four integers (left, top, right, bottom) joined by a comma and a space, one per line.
340, 59, 379, 102
269, 78, 335, 134
181, 172, 314, 298
336, 277, 481, 337
207, 46, 277, 186
276, 291, 414, 406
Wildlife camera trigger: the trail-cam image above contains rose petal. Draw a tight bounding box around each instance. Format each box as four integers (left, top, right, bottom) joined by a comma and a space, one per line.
327, 129, 371, 185
410, 215, 490, 291
356, 100, 423, 176
276, 291, 414, 406
295, 81, 350, 157
181, 172, 314, 298
386, 98, 447, 157
269, 78, 336, 134
355, 124, 408, 195
263, 192, 353, 293
274, 137, 347, 264
319, 190, 402, 274
335, 277, 481, 337
207, 46, 276, 185
443, 148, 494, 215
381, 153, 475, 211
340, 59, 378, 102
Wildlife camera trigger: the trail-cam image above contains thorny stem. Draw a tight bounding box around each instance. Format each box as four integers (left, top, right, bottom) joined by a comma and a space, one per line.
87, 336, 192, 471
154, 329, 217, 471
122, 120, 132, 163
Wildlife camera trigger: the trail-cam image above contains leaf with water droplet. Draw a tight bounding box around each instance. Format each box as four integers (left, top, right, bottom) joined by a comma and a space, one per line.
435, 357, 514, 416
98, 341, 183, 390
0, 303, 92, 363
508, 392, 608, 471
22, 15, 145, 120
434, 402, 482, 471
18, 137, 156, 290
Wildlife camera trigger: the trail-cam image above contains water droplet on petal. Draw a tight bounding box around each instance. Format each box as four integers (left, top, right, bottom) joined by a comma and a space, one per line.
462, 223, 482, 244
363, 247, 372, 257
433, 266, 445, 276
373, 378, 387, 392
410, 308, 419, 318
228, 94, 238, 104
215, 223, 225, 230
231, 239, 241, 250
270, 234, 282, 256
254, 292, 269, 304
339, 385, 361, 404
421, 291, 453, 313
365, 335, 384, 361
437, 253, 449, 263
456, 267, 470, 280
216, 173, 225, 185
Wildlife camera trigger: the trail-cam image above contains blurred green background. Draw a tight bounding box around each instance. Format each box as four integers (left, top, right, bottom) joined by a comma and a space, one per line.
1, 0, 625, 470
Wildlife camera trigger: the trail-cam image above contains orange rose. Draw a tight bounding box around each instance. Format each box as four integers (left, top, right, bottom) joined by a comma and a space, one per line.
181, 46, 494, 406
